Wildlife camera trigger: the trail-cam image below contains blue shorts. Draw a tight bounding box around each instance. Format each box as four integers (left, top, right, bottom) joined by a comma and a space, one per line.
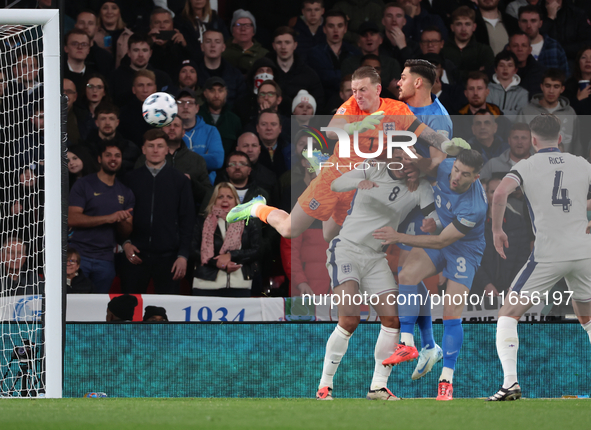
424, 247, 478, 289
397, 207, 429, 252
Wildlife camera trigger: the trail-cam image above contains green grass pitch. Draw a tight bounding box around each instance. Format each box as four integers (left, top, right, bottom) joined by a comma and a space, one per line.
0, 398, 590, 430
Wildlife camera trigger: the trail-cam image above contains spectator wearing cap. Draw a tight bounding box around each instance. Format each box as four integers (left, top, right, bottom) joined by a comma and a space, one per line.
118, 70, 158, 147
292, 0, 327, 59
148, 7, 195, 80
176, 87, 224, 184
110, 32, 173, 107
399, 0, 448, 43
135, 115, 211, 212
380, 3, 421, 68
197, 28, 247, 107
307, 10, 361, 103
270, 26, 324, 117
143, 305, 169, 322
222, 9, 269, 75
341, 21, 402, 95
106, 294, 138, 321
198, 77, 243, 156
74, 10, 115, 78
175, 59, 204, 105
292, 89, 317, 129
121, 129, 195, 295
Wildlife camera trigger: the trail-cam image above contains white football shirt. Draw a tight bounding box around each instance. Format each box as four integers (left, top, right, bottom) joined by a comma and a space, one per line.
332, 163, 436, 252
506, 148, 591, 263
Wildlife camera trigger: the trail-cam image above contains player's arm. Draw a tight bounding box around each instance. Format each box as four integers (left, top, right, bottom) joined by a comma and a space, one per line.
330, 167, 370, 192
68, 206, 132, 228
416, 126, 470, 156
325, 116, 348, 140
491, 175, 520, 259
373, 221, 465, 249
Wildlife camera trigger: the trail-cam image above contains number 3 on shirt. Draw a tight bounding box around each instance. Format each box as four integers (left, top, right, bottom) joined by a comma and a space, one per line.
551, 171, 571, 212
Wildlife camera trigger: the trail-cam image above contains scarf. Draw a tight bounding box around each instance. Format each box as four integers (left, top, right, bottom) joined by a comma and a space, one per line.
200, 206, 245, 266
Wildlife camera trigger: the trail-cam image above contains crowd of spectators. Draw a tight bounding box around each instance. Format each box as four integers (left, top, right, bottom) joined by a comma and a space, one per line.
1, 0, 590, 302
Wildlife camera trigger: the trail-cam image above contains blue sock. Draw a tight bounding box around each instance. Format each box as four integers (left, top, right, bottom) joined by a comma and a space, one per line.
442, 319, 463, 370
416, 282, 435, 350
398, 284, 420, 335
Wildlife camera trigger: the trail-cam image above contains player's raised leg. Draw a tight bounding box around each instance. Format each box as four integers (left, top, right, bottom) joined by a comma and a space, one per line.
317, 280, 360, 400
383, 248, 437, 366
367, 291, 401, 401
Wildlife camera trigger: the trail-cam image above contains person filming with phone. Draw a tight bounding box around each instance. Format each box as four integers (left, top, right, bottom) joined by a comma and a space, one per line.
148, 7, 194, 80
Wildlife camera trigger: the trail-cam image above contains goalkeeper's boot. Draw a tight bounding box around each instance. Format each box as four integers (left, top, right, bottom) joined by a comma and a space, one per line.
382, 343, 419, 366
226, 195, 266, 225
302, 149, 329, 175
316, 386, 333, 400
486, 383, 521, 401
436, 380, 453, 401
412, 344, 443, 380
366, 387, 400, 401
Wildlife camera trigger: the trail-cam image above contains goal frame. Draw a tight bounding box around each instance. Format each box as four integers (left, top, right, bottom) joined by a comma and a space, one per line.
1, 9, 63, 398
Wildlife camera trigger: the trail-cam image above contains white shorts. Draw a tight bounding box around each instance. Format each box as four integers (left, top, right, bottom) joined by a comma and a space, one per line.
326, 238, 398, 297
511, 257, 591, 302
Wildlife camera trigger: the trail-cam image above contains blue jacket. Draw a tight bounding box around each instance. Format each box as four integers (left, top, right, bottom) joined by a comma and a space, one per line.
183, 115, 224, 184
537, 35, 570, 77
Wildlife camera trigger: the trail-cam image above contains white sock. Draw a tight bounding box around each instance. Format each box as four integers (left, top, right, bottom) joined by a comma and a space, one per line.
439, 366, 454, 384
319, 325, 351, 389
582, 320, 591, 345
249, 203, 264, 217
370, 326, 399, 390
400, 332, 415, 347
497, 316, 519, 389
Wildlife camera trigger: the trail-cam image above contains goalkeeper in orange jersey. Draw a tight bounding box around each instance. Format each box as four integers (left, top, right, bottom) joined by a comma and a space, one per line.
226, 66, 470, 238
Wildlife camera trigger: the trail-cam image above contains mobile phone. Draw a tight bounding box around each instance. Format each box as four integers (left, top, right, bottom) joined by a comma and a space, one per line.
103, 35, 112, 48
157, 31, 175, 41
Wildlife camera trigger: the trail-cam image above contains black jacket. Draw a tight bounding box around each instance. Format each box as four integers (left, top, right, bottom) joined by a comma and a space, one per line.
517, 55, 546, 100
123, 164, 195, 258
110, 62, 172, 107
67, 271, 94, 294
191, 214, 261, 282
83, 130, 141, 178
540, 3, 591, 60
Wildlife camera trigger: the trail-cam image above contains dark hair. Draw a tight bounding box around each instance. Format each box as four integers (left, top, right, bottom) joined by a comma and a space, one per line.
94, 101, 120, 119
465, 71, 489, 88
302, 0, 324, 6
509, 29, 529, 42
127, 32, 153, 50
384, 2, 404, 11
257, 108, 281, 124
510, 122, 531, 134
456, 149, 484, 173
360, 53, 381, 65
494, 51, 519, 69
65, 28, 91, 44
143, 128, 169, 144
150, 7, 172, 20
67, 247, 81, 262
226, 150, 252, 167
340, 73, 353, 92
404, 59, 436, 86
82, 73, 112, 107
98, 140, 123, 157
324, 10, 348, 25
542, 68, 566, 86
352, 65, 381, 85
67, 145, 98, 187
474, 108, 495, 117
258, 80, 282, 98
273, 26, 297, 42
574, 45, 591, 81
518, 5, 542, 19
420, 26, 443, 38
529, 114, 561, 142
451, 6, 476, 23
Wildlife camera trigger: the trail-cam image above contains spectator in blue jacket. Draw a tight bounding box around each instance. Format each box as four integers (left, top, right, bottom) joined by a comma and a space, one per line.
307, 10, 360, 102
176, 87, 224, 184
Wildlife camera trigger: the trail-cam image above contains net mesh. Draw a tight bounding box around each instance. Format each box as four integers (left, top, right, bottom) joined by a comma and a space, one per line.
0, 24, 45, 397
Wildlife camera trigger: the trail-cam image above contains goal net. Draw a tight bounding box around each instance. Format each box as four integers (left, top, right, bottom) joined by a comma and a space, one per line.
0, 10, 62, 398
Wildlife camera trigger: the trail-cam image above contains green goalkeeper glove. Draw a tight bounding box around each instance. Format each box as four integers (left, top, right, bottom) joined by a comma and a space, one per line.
343, 110, 385, 135
441, 137, 471, 156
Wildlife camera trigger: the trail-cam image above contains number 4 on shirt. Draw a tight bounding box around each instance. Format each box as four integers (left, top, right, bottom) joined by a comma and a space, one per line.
552, 171, 572, 212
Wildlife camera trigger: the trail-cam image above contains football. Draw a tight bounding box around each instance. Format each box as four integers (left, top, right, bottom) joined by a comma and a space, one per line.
142, 92, 178, 127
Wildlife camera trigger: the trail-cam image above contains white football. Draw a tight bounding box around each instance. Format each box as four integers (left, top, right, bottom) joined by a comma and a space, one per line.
142, 92, 178, 127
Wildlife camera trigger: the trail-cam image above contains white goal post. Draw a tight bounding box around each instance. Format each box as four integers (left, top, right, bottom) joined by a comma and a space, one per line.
0, 9, 62, 398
